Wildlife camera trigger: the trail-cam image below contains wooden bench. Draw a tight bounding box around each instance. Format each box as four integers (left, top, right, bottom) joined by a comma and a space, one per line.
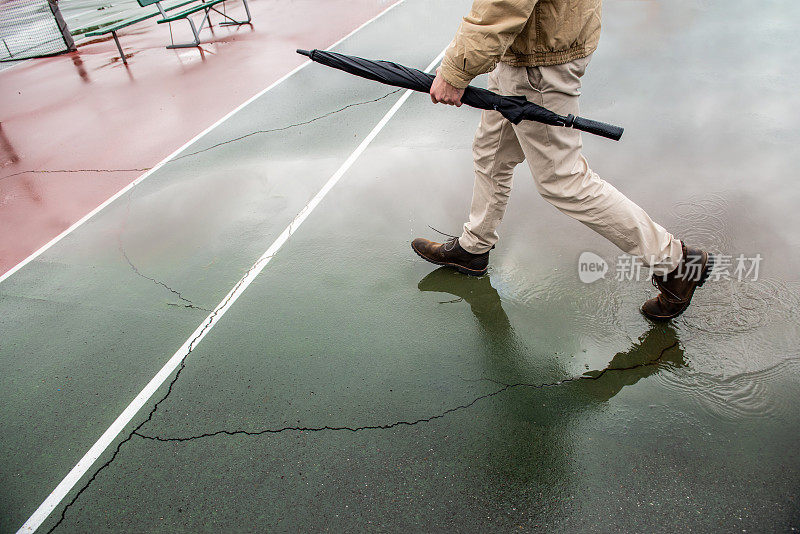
84, 0, 251, 64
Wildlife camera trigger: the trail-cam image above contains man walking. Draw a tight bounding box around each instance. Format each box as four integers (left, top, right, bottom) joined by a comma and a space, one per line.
411, 0, 713, 321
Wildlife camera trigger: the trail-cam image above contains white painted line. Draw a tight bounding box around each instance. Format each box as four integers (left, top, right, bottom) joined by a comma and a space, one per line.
16, 46, 446, 534
0, 0, 407, 286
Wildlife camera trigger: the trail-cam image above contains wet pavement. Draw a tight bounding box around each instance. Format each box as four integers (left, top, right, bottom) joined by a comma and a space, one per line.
1, 0, 799, 532
0, 0, 394, 276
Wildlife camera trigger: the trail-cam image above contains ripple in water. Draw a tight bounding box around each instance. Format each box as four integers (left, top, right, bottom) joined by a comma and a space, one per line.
682, 277, 800, 335
669, 193, 735, 252
666, 192, 800, 334
492, 192, 800, 426
656, 358, 800, 422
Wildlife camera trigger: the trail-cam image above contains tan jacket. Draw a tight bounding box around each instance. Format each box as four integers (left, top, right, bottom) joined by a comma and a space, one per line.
441, 0, 602, 88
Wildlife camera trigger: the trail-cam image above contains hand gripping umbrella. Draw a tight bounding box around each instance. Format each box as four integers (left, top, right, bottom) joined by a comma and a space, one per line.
297, 49, 623, 141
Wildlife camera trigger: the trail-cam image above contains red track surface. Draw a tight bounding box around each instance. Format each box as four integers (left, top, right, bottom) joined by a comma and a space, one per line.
0, 0, 396, 277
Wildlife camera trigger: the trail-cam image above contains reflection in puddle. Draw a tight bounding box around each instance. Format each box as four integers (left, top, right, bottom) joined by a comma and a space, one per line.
70, 53, 90, 83
417, 268, 692, 513
418, 261, 800, 428
0, 123, 20, 166
418, 267, 685, 402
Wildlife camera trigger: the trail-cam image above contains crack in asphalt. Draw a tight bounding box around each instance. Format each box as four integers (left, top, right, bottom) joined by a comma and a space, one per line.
0, 168, 150, 181
45, 338, 678, 531
118, 246, 211, 312
135, 341, 680, 443
3, 89, 402, 182
39, 90, 401, 312
33, 82, 671, 528
116, 189, 211, 312
169, 88, 403, 161
45, 255, 271, 533
19, 89, 419, 529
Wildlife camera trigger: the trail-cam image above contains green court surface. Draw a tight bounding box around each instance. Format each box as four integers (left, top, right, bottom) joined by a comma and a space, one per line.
2, 0, 800, 532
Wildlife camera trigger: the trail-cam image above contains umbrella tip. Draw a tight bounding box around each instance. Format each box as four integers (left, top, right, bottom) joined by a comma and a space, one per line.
296, 49, 312, 58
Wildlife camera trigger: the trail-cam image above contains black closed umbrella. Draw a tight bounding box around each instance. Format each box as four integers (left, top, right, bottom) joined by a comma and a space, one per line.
297, 49, 623, 141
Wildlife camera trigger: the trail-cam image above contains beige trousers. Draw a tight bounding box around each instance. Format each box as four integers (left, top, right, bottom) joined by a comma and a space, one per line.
459, 57, 682, 275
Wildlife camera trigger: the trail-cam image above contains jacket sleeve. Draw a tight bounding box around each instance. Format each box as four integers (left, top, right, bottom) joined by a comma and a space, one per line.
440, 0, 538, 89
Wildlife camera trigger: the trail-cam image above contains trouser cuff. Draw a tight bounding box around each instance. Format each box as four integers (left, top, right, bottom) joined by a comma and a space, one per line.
458, 228, 493, 255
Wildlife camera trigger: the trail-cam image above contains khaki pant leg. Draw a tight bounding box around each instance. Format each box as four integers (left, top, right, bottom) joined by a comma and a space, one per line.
503, 58, 682, 274
459, 69, 526, 254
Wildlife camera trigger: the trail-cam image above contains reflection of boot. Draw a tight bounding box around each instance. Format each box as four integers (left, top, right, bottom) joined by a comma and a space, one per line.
580, 325, 685, 402
418, 267, 510, 333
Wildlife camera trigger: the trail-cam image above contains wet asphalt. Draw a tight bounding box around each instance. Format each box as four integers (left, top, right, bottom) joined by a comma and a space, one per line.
1, 0, 799, 531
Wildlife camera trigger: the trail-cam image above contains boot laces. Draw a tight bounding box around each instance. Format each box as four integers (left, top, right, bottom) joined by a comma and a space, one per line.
427, 225, 459, 240
428, 225, 460, 251
651, 274, 687, 304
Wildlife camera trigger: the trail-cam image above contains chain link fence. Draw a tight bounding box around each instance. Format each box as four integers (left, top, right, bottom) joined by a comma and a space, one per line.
0, 0, 75, 61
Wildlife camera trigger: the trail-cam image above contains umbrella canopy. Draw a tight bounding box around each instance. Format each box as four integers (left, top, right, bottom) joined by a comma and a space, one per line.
297, 49, 623, 141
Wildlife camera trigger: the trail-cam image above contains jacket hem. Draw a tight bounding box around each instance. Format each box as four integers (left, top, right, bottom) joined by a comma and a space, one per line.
502, 43, 597, 67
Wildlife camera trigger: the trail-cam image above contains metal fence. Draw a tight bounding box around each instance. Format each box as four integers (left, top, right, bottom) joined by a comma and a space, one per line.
0, 0, 75, 61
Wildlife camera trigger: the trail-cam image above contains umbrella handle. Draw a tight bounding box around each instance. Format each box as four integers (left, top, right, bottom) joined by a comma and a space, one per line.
564, 114, 624, 141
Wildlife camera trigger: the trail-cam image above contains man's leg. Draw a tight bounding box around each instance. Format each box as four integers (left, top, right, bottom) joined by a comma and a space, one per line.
492, 58, 711, 320
411, 67, 525, 276
458, 69, 526, 254
498, 58, 683, 275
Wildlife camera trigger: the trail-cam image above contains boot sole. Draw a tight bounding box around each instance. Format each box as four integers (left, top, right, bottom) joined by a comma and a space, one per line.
641, 253, 715, 321
411, 242, 488, 277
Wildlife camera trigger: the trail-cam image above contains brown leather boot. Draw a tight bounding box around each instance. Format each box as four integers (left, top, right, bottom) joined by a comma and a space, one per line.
640, 242, 714, 321
411, 237, 490, 276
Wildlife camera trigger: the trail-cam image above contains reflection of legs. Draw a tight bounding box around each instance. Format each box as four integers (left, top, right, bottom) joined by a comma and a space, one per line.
580, 325, 684, 401
459, 71, 526, 254
417, 269, 686, 403
418, 267, 511, 335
